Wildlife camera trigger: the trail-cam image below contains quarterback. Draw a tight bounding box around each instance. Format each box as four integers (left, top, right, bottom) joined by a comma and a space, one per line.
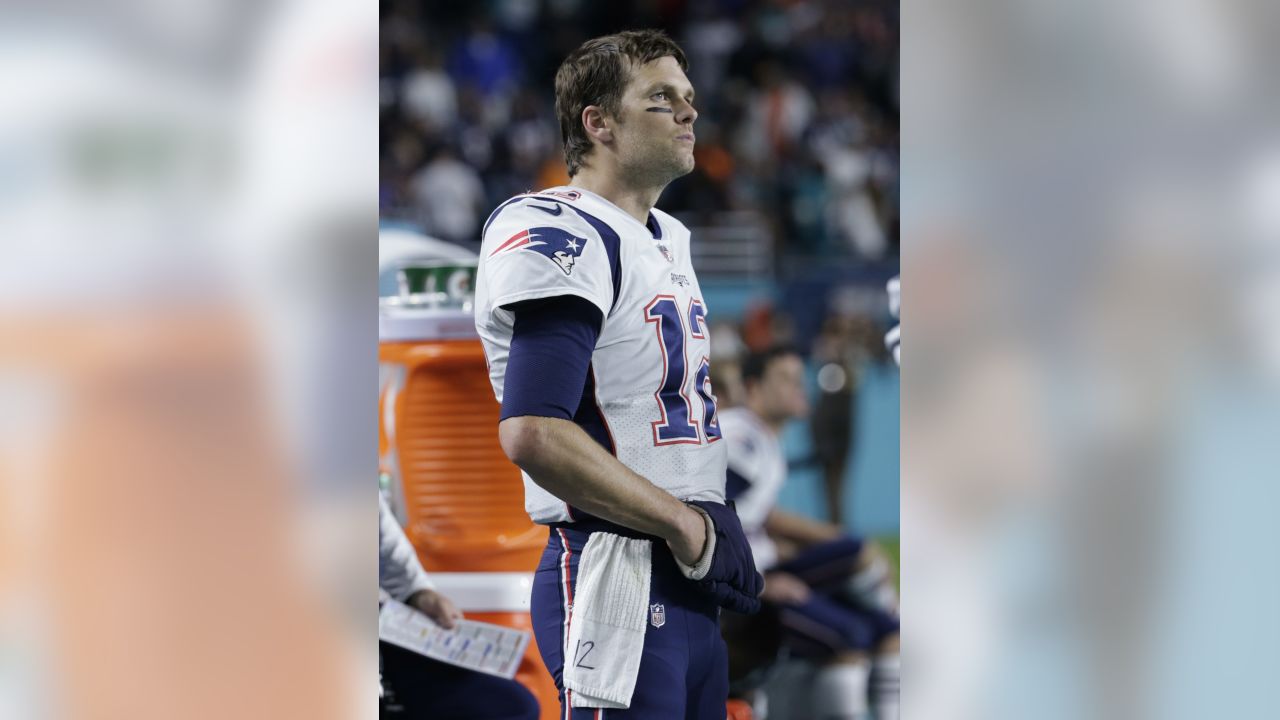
475, 30, 761, 719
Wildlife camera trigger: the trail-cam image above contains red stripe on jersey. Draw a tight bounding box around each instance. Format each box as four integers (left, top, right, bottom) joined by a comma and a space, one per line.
489, 229, 531, 256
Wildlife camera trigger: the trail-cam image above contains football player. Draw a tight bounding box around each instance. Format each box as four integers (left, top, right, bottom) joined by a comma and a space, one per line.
475, 30, 761, 720
720, 347, 900, 719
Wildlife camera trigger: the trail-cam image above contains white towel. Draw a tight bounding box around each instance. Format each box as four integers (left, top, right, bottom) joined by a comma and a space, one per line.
563, 532, 652, 709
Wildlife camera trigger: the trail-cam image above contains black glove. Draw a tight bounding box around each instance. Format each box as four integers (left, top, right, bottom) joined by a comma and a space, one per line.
682, 500, 764, 615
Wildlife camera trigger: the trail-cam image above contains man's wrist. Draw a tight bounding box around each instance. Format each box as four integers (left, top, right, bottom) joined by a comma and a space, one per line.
656, 502, 694, 544
674, 504, 716, 580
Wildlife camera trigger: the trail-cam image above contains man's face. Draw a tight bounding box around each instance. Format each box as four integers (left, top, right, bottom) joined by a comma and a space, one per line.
612, 55, 698, 186
757, 355, 810, 422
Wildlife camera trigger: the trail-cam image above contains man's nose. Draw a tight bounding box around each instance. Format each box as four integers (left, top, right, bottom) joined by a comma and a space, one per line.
676, 99, 697, 125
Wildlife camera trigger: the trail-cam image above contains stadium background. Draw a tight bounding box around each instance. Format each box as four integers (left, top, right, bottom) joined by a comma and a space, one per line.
379, 0, 900, 539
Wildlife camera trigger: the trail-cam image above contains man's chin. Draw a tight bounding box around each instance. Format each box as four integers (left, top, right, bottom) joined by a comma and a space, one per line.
636, 156, 695, 187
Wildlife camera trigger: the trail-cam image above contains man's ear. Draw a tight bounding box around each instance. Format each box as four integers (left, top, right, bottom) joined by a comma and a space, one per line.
581, 106, 613, 145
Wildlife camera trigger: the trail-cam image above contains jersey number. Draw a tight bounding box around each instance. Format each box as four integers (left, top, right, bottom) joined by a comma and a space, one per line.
644, 296, 721, 445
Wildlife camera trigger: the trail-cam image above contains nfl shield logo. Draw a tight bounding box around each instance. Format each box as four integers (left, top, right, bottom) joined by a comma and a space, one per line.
650, 603, 666, 628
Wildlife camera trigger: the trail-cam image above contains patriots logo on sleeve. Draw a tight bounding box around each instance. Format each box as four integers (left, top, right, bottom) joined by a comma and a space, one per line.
489, 226, 589, 276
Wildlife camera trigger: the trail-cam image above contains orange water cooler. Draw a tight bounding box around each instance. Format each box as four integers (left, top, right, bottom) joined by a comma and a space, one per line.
379, 249, 559, 720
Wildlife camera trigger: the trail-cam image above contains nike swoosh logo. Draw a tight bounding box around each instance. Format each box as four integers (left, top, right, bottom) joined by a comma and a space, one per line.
530, 203, 562, 216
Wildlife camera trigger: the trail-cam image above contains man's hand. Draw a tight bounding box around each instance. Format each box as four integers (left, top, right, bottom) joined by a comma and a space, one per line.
684, 500, 764, 614
408, 589, 463, 630
761, 571, 811, 605
665, 504, 709, 567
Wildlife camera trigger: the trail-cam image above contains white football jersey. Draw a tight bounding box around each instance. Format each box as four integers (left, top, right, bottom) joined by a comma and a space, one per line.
719, 406, 787, 572
475, 186, 727, 524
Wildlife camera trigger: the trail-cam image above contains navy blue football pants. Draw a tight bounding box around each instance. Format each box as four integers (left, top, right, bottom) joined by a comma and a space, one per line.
531, 522, 730, 719
771, 536, 900, 658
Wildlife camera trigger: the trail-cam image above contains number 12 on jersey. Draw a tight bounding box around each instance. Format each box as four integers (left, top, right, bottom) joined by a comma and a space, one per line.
644, 295, 722, 446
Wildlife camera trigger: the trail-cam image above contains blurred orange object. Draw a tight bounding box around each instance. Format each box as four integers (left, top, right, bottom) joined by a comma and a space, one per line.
726, 698, 755, 720
535, 155, 572, 193
380, 339, 546, 572
694, 142, 735, 184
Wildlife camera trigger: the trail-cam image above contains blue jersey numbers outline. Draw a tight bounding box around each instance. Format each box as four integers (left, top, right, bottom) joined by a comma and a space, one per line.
687, 299, 722, 442
644, 295, 720, 445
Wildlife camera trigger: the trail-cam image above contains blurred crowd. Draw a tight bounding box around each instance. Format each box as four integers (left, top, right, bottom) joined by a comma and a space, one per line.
380, 0, 899, 266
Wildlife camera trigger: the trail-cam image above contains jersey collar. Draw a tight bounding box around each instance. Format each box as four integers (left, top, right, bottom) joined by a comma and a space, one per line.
556, 186, 664, 241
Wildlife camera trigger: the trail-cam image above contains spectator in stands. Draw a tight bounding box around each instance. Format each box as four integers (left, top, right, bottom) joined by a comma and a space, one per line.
447, 17, 520, 100
401, 46, 458, 133
410, 144, 486, 244
734, 59, 815, 170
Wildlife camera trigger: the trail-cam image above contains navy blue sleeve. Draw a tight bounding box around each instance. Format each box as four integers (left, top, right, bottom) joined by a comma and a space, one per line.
725, 468, 752, 501
500, 295, 603, 421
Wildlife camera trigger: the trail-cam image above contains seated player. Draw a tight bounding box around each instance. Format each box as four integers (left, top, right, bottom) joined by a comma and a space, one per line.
379, 493, 540, 720
720, 347, 900, 720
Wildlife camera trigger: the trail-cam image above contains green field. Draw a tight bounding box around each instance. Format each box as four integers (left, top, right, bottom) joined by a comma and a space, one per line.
876, 536, 900, 587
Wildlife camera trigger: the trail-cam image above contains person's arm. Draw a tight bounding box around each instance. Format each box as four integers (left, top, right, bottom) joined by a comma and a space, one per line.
764, 508, 895, 610
761, 570, 812, 605
379, 492, 434, 600
500, 416, 708, 564
379, 494, 463, 628
498, 296, 707, 566
763, 507, 844, 547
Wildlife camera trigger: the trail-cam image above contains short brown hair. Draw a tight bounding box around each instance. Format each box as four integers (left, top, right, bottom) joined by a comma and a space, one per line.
554, 30, 689, 177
